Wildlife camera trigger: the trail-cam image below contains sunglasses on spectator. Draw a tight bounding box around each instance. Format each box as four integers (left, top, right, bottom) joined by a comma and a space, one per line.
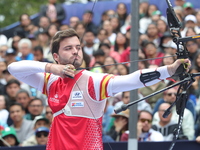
140, 118, 152, 123
166, 93, 176, 96
36, 132, 49, 138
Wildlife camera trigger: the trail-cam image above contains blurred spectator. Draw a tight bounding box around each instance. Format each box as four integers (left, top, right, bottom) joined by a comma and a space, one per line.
25, 98, 45, 120
92, 49, 106, 65
143, 42, 164, 66
116, 64, 129, 75
5, 79, 21, 106
185, 27, 197, 36
153, 88, 195, 140
156, 19, 168, 37
96, 29, 108, 44
37, 16, 51, 32
114, 91, 152, 113
47, 23, 59, 40
35, 30, 53, 62
159, 31, 173, 53
162, 40, 177, 55
14, 14, 32, 38
152, 102, 187, 141
0, 95, 9, 123
69, 16, 80, 28
81, 10, 97, 35
16, 89, 31, 113
151, 10, 164, 23
186, 40, 199, 65
107, 109, 129, 141
102, 20, 116, 45
161, 53, 176, 66
28, 34, 39, 50
99, 43, 120, 63
0, 127, 20, 147
16, 38, 34, 61
137, 110, 164, 141
139, 4, 158, 34
33, 45, 52, 62
0, 34, 7, 47
139, 0, 149, 19
59, 24, 69, 31
9, 103, 34, 143
0, 45, 8, 60
103, 56, 117, 73
181, 15, 200, 37
5, 48, 17, 65
35, 126, 49, 145
146, 23, 160, 47
153, 87, 196, 122
121, 110, 164, 141
113, 32, 128, 55
98, 10, 110, 30
0, 60, 7, 85
196, 10, 200, 28
114, 91, 130, 111
82, 30, 99, 58
116, 3, 128, 27
21, 116, 50, 146
2, 70, 16, 86
110, 16, 121, 33
39, 0, 66, 26
45, 105, 53, 124
183, 2, 196, 16
174, 0, 185, 7
74, 22, 86, 39
11, 35, 22, 54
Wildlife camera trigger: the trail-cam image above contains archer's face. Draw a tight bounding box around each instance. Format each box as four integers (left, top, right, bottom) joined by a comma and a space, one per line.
53, 36, 83, 69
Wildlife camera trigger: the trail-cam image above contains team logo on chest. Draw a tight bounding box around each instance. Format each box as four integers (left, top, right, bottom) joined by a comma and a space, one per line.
72, 91, 83, 99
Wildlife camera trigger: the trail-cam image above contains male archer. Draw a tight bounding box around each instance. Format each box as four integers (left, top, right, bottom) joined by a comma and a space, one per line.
8, 28, 190, 150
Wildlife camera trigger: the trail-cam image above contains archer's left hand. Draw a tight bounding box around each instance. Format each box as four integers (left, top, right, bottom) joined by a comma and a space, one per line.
167, 59, 191, 76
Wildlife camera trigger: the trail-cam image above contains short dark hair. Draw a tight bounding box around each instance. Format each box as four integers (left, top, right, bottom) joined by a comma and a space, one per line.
138, 110, 153, 119
28, 97, 44, 106
6, 79, 20, 88
16, 89, 30, 97
33, 45, 43, 55
51, 28, 80, 55
9, 102, 25, 111
99, 43, 111, 49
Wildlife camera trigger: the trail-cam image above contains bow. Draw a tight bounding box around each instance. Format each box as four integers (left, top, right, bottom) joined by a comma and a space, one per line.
115, 0, 200, 150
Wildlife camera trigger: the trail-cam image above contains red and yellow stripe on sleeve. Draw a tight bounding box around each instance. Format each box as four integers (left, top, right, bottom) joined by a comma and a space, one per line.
100, 74, 114, 100
43, 73, 51, 95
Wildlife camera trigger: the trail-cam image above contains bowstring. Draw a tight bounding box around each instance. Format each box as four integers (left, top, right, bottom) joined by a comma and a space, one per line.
76, 54, 177, 71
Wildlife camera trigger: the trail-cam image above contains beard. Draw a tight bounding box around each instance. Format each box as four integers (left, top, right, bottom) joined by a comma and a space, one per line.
59, 55, 83, 69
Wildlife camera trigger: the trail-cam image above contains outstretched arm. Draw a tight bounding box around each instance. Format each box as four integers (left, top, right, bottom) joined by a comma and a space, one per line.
108, 59, 191, 96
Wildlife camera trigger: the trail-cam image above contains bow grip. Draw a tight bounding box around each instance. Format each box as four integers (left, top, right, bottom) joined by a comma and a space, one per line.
174, 64, 185, 76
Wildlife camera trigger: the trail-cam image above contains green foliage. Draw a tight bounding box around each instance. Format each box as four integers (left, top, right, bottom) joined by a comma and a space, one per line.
0, 0, 64, 28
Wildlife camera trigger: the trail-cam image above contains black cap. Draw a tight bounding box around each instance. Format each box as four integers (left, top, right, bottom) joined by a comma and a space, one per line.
6, 48, 16, 55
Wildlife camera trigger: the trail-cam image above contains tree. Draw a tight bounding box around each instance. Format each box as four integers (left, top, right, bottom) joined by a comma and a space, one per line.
0, 0, 64, 29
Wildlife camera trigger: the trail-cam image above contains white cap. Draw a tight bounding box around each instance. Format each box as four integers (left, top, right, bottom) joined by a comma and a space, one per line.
184, 15, 197, 23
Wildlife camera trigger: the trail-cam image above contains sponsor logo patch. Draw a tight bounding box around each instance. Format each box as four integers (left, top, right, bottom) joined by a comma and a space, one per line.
71, 102, 84, 107
72, 91, 83, 99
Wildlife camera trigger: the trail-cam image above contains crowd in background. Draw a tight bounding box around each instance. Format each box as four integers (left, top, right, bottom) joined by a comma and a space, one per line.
1, 0, 200, 147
